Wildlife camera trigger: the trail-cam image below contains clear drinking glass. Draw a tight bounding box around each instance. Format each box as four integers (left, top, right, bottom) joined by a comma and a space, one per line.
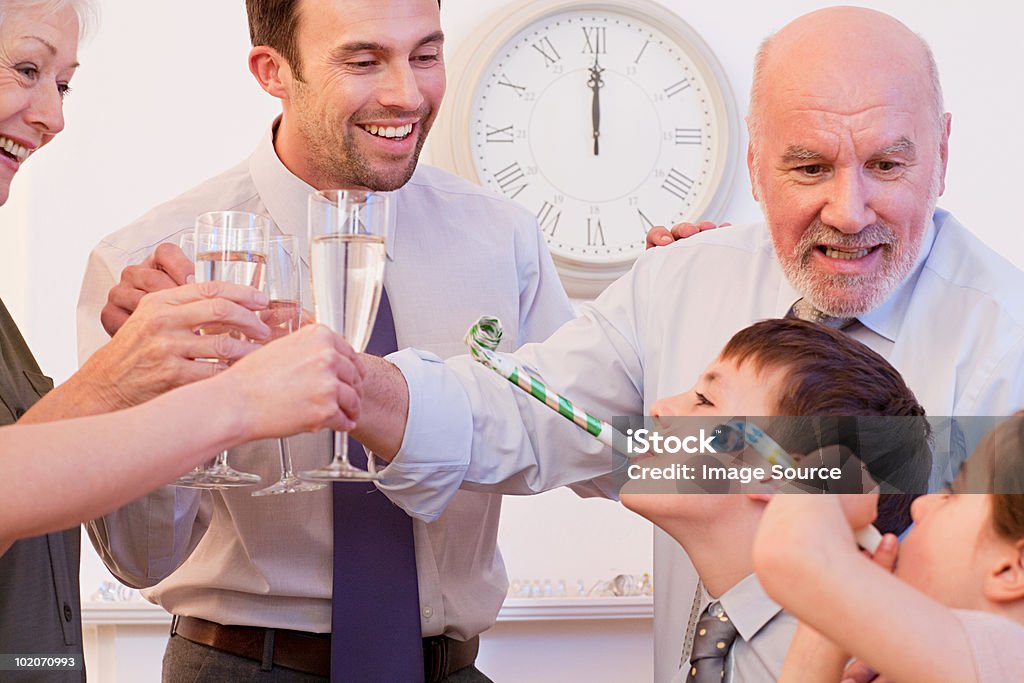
170, 231, 214, 488
299, 190, 388, 482
252, 235, 325, 496
187, 211, 270, 488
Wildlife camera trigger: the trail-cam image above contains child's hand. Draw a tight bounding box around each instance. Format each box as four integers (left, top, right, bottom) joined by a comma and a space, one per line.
750, 494, 879, 535
867, 532, 899, 572
753, 494, 881, 591
837, 494, 880, 531
841, 660, 884, 683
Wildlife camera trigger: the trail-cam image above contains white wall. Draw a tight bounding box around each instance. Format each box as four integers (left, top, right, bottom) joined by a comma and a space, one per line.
13, 0, 1024, 387
5, 0, 1024, 679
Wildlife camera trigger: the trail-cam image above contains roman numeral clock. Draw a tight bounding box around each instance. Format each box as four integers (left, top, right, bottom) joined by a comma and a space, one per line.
432, 0, 740, 297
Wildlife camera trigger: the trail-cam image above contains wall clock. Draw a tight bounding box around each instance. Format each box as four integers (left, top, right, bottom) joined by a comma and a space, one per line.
432, 0, 740, 297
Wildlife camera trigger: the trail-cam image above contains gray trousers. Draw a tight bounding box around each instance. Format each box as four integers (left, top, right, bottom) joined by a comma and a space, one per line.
163, 635, 494, 683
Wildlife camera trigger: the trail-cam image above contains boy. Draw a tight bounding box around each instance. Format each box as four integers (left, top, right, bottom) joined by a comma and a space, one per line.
621, 318, 933, 682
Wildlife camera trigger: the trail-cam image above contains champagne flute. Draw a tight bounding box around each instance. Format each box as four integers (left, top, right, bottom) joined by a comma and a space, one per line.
300, 190, 388, 482
188, 211, 270, 488
170, 231, 215, 488
252, 235, 325, 496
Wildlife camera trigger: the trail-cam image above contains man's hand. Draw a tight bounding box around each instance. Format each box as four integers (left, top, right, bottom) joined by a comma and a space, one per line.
101, 243, 195, 337
645, 221, 731, 249
79, 281, 271, 411
226, 324, 365, 438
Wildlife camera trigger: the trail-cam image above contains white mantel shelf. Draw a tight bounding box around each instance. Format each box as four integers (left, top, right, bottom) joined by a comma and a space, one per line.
82, 596, 654, 626
82, 602, 170, 626
497, 597, 652, 621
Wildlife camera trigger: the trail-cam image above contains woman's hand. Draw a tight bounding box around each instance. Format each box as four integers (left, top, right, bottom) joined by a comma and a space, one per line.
222, 324, 365, 439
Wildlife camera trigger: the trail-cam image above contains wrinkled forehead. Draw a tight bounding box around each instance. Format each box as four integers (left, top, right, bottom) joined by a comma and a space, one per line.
757, 12, 938, 136
1, 4, 80, 62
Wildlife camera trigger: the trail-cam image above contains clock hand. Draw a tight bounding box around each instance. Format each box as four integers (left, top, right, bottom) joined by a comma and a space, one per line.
587, 56, 605, 156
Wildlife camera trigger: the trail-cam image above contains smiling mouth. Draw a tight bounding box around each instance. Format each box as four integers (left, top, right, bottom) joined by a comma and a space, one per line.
0, 136, 30, 162
818, 245, 879, 260
357, 123, 414, 141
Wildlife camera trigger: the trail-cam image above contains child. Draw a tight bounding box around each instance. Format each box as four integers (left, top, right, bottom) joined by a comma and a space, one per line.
753, 414, 1024, 683
620, 318, 933, 682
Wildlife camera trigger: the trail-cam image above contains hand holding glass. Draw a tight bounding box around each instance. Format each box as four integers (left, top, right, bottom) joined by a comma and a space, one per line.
252, 235, 325, 496
186, 211, 270, 488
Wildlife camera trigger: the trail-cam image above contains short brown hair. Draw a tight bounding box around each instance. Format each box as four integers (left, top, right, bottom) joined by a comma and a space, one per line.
993, 493, 1024, 543
978, 412, 1024, 542
245, 0, 442, 82
246, 0, 304, 79
721, 319, 926, 418
720, 318, 932, 534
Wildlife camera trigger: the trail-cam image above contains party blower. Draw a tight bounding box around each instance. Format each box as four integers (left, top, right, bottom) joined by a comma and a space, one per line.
463, 315, 882, 555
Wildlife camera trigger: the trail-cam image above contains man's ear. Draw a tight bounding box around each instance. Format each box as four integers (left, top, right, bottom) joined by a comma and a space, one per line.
984, 539, 1024, 604
249, 45, 293, 100
936, 112, 952, 197
747, 141, 760, 202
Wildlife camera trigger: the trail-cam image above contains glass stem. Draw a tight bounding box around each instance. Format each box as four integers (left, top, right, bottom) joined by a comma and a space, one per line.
331, 431, 350, 468
213, 450, 230, 471
280, 438, 295, 478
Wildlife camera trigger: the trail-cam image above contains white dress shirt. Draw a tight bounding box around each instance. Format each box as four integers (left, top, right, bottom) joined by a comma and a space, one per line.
76, 122, 575, 639
377, 210, 1024, 679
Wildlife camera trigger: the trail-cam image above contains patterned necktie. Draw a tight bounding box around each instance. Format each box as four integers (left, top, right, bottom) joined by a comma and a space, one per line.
786, 298, 856, 330
332, 287, 424, 682
687, 602, 739, 683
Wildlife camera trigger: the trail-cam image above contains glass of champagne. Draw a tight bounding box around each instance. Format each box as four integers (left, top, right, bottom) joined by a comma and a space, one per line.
189, 210, 270, 488
170, 231, 214, 488
252, 235, 325, 496
300, 190, 388, 482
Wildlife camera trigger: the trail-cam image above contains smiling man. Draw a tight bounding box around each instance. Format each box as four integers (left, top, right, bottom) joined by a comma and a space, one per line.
344, 7, 1024, 682
76, 1, 573, 682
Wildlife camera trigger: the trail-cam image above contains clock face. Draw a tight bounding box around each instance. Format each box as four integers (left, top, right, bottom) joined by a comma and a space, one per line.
468, 7, 733, 269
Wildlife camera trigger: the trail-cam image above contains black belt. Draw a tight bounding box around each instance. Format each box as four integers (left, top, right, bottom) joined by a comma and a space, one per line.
171, 615, 478, 682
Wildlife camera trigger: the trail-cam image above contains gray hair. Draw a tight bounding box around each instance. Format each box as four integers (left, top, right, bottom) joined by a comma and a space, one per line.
747, 31, 945, 168
0, 0, 98, 40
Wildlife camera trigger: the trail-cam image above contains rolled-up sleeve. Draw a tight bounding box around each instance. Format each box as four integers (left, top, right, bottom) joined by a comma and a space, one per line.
375, 348, 475, 522
375, 256, 655, 520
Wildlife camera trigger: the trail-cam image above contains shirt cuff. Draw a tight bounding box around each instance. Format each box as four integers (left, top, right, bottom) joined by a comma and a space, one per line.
373, 348, 472, 522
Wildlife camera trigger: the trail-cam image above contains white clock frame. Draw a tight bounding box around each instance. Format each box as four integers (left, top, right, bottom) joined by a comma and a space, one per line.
431, 0, 741, 297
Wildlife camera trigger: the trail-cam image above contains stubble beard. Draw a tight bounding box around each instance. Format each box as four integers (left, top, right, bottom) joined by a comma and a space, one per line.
773, 218, 919, 317
761, 181, 938, 319
293, 85, 432, 192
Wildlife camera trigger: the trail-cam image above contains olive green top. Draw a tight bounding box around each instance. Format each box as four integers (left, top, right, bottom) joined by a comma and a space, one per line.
0, 298, 83, 682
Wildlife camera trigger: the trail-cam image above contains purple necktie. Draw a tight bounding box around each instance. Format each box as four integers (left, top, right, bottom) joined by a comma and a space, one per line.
331, 287, 423, 682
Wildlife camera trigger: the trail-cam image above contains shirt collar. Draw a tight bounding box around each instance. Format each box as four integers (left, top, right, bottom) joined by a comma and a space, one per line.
716, 573, 783, 644
248, 118, 398, 265
855, 215, 938, 342
774, 213, 940, 342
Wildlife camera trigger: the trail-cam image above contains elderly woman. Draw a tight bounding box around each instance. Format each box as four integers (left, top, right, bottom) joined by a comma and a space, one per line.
0, 0, 362, 675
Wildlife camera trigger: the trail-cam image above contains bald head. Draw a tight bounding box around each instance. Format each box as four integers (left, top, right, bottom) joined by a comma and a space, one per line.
749, 7, 944, 158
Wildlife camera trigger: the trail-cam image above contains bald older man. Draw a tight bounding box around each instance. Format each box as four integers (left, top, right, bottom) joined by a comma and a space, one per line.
352, 7, 1024, 682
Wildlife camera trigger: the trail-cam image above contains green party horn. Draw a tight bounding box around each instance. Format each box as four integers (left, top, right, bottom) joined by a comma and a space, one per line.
464, 316, 625, 450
